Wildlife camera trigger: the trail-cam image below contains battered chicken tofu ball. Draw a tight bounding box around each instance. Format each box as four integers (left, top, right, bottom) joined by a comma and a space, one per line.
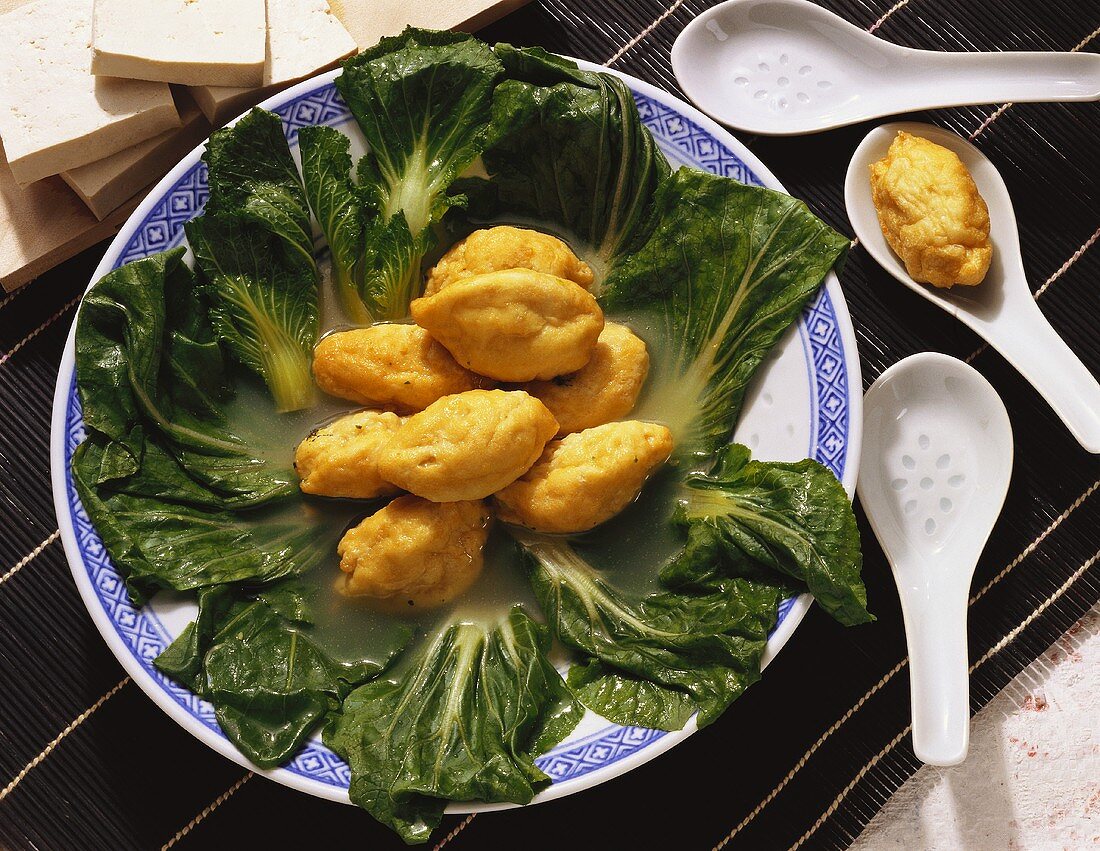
495, 421, 674, 534
410, 269, 604, 382
312, 324, 489, 412
425, 226, 594, 296
337, 496, 491, 610
525, 322, 649, 435
294, 410, 403, 499
379, 389, 559, 502
870, 131, 992, 288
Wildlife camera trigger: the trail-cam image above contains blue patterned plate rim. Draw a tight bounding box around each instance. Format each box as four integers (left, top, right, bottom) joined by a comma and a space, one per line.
49, 61, 862, 811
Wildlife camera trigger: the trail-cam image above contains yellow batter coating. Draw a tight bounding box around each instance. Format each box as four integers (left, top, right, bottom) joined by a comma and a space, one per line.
378, 389, 559, 502
494, 420, 674, 533
410, 269, 605, 382
294, 409, 403, 499
425, 226, 594, 296
337, 495, 491, 610
525, 322, 650, 436
312, 324, 489, 412
869, 131, 992, 288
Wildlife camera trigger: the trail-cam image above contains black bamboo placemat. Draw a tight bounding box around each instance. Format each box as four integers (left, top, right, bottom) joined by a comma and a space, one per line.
1, 1, 1098, 848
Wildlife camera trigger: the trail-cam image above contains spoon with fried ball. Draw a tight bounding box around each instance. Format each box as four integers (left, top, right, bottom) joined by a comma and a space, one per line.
846, 121, 1100, 454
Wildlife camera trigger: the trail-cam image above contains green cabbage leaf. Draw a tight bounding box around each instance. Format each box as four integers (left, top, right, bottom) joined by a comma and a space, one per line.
456, 44, 670, 284
325, 608, 580, 843
300, 28, 503, 321
668, 444, 872, 626
603, 167, 852, 462
185, 109, 319, 412
156, 585, 407, 767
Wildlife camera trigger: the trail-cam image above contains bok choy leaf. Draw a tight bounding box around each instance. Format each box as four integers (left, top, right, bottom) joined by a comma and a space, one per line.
603, 167, 851, 463
153, 586, 236, 692
301, 28, 502, 321
186, 109, 319, 412
74, 247, 294, 504
73, 441, 331, 605
670, 444, 872, 626
298, 125, 366, 321
519, 531, 782, 730
324, 608, 580, 844
74, 246, 322, 604
201, 110, 316, 273
156, 589, 406, 767
458, 45, 669, 283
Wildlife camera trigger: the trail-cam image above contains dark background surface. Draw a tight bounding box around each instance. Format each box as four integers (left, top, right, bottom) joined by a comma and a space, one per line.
1, 1, 1098, 849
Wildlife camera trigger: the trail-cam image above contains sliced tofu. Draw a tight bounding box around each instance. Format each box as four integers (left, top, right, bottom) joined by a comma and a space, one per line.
190, 0, 528, 126
190, 0, 357, 125
60, 90, 211, 220
329, 0, 529, 52
264, 0, 357, 85
1, 140, 145, 292
189, 85, 272, 127
0, 0, 180, 186
91, 0, 267, 87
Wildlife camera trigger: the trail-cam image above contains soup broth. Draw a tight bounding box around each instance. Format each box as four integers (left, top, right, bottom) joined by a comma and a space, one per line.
222, 252, 703, 669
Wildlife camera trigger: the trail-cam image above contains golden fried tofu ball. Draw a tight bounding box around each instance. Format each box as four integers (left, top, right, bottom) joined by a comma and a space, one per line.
294, 410, 403, 499
525, 322, 649, 436
410, 269, 604, 382
425, 226, 594, 296
312, 324, 490, 412
494, 421, 673, 533
379, 389, 559, 502
337, 495, 491, 610
870, 131, 992, 288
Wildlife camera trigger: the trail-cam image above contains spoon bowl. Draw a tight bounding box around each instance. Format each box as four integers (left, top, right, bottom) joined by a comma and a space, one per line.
846, 121, 1100, 453
859, 353, 1013, 766
671, 0, 1100, 135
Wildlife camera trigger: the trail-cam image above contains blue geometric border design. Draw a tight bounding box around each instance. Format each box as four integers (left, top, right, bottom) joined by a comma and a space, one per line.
64, 83, 849, 790
800, 288, 849, 478
636, 95, 765, 187
537, 724, 667, 780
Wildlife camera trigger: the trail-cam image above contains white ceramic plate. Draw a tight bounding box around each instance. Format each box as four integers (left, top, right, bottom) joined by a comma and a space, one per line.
50, 61, 862, 810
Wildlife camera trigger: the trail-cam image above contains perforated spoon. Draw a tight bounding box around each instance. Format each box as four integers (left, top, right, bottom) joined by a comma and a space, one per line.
671, 0, 1100, 135
858, 353, 1012, 766
846, 121, 1100, 454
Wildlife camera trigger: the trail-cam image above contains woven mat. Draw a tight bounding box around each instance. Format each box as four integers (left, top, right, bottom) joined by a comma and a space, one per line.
1, 1, 1098, 848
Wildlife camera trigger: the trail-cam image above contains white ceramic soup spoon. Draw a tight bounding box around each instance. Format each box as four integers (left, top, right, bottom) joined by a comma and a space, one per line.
671, 0, 1100, 135
845, 121, 1100, 454
859, 352, 1013, 766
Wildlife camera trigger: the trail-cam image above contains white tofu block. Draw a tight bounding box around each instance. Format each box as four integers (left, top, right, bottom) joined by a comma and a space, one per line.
60, 90, 211, 220
265, 0, 357, 86
190, 0, 356, 125
328, 0, 529, 52
0, 0, 180, 186
91, 0, 267, 87
0, 139, 144, 292
190, 0, 526, 126
189, 84, 273, 127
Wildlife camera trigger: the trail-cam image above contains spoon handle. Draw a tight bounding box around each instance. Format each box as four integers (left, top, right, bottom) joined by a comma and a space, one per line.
987, 296, 1100, 453
903, 577, 970, 766
914, 50, 1100, 103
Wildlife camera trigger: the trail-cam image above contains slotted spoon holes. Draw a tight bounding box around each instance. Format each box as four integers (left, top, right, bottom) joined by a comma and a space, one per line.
889, 431, 972, 542
723, 45, 833, 114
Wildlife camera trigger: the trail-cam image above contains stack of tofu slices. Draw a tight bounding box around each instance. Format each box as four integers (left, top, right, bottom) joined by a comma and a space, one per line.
0, 0, 523, 291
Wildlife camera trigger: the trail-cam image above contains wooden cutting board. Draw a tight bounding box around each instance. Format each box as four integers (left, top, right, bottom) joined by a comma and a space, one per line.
0, 0, 526, 292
